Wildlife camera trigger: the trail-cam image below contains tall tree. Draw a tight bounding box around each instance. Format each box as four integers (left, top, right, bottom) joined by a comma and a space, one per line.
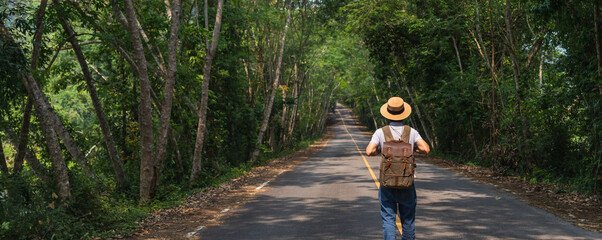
152, 0, 182, 194
594, 1, 602, 193
12, 99, 32, 174
251, 0, 292, 162
504, 0, 528, 142
120, 0, 154, 203
12, 0, 48, 174
0, 134, 7, 173
190, 0, 224, 183
21, 73, 72, 201
55, 2, 127, 189
1, 18, 75, 202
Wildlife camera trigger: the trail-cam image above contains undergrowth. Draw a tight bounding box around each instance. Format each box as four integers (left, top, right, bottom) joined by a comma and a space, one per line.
0, 132, 324, 239
430, 150, 598, 196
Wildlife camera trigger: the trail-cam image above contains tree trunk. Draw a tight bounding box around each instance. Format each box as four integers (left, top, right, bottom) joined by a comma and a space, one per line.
190, 0, 224, 183
280, 63, 298, 147
371, 81, 386, 126
122, 0, 154, 203
472, 0, 498, 145
504, 0, 528, 141
170, 129, 184, 179
22, 74, 71, 201
56, 9, 127, 189
469, 119, 479, 158
287, 48, 318, 142
280, 79, 289, 148
50, 107, 94, 177
31, 92, 93, 177
205, 0, 210, 50
12, 98, 32, 173
3, 123, 50, 183
367, 99, 379, 129
451, 35, 463, 74
1, 124, 51, 183
408, 115, 417, 132
164, 0, 172, 21
243, 59, 253, 103
152, 0, 182, 195
0, 134, 7, 173
285, 63, 301, 143
318, 80, 340, 133
594, 1, 602, 193
250, 1, 292, 162
404, 86, 434, 148
412, 85, 438, 147
30, 0, 48, 69
472, 0, 496, 80
524, 38, 543, 70
539, 54, 544, 95
594, 1, 602, 78
144, 73, 186, 185
305, 88, 314, 135
371, 84, 380, 103
14, 0, 45, 173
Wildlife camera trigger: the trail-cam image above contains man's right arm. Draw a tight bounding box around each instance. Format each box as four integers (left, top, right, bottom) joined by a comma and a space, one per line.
366, 143, 380, 156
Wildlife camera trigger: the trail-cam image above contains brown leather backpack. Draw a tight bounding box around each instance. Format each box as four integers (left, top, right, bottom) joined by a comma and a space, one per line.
379, 125, 416, 189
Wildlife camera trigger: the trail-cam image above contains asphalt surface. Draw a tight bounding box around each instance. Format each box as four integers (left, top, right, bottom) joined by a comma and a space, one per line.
200, 104, 602, 240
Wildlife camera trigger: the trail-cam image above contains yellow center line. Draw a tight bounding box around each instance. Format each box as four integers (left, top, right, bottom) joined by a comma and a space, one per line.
335, 109, 403, 235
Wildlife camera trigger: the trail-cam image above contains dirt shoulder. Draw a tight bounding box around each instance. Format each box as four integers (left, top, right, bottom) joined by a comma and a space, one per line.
123, 126, 335, 240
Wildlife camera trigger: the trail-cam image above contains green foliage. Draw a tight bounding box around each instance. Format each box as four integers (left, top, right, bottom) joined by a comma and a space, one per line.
0, 171, 147, 239
339, 0, 602, 195
0, 8, 29, 116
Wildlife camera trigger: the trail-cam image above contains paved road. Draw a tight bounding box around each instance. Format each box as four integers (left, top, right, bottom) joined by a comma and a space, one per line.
200, 104, 602, 240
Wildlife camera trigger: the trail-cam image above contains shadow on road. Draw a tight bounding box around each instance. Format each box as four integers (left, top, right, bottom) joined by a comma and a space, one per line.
204, 195, 380, 240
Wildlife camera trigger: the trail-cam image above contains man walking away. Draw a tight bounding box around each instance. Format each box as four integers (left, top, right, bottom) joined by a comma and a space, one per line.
366, 97, 430, 240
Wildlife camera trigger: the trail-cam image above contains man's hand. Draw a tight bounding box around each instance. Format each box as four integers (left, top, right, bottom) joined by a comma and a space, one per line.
366, 143, 380, 156
415, 139, 430, 154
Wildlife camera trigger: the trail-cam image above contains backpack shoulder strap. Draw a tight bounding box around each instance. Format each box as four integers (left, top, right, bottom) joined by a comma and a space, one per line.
382, 126, 394, 142
401, 125, 411, 143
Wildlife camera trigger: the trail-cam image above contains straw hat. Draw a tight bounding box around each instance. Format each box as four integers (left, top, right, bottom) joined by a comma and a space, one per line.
380, 97, 412, 121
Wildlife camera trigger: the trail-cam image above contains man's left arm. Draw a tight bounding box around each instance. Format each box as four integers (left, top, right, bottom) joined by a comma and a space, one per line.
414, 139, 430, 154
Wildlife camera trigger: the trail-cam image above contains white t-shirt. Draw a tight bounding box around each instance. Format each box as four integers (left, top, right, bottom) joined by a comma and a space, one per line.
369, 122, 423, 151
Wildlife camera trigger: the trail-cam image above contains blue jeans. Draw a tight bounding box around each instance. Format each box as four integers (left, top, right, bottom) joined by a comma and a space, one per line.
379, 184, 416, 240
